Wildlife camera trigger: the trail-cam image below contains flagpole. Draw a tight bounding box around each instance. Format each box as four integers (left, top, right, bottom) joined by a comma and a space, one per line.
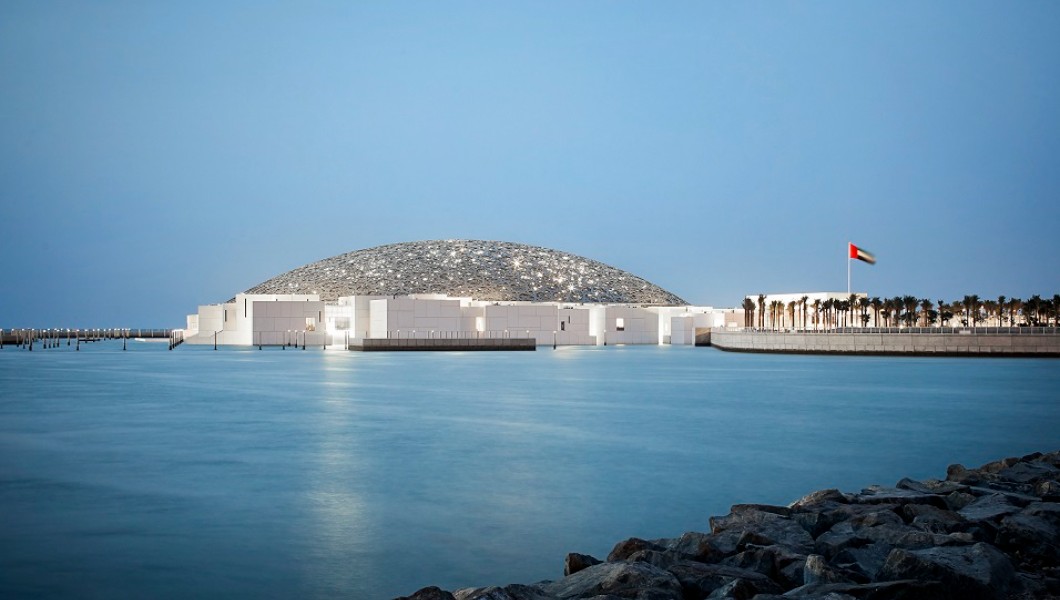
847, 245, 851, 296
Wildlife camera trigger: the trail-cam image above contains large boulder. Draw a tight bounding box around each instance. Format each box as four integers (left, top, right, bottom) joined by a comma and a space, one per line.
854, 486, 949, 510
876, 543, 1015, 600
663, 561, 783, 599
565, 553, 603, 577
398, 587, 457, 600
710, 509, 814, 554
608, 538, 666, 562
957, 494, 1021, 522
781, 579, 946, 599
542, 561, 682, 600
995, 512, 1059, 568
666, 531, 737, 563
454, 584, 553, 600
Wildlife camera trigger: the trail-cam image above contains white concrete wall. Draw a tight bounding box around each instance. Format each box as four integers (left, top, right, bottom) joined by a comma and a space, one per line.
252, 300, 326, 346
369, 298, 463, 339
670, 316, 694, 345
602, 306, 659, 345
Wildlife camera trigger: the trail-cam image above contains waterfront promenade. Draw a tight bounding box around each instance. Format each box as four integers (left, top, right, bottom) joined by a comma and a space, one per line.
709, 327, 1060, 357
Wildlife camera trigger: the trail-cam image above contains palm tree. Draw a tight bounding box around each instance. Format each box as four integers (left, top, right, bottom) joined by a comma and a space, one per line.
902, 296, 918, 327
969, 295, 981, 327
1009, 298, 1022, 326
787, 301, 797, 331
940, 303, 954, 327
741, 297, 755, 328
919, 299, 933, 327
859, 297, 871, 327
1051, 295, 1060, 327
870, 297, 882, 328
800, 296, 809, 331
812, 299, 822, 331
882, 298, 894, 327
997, 296, 1006, 326
823, 299, 834, 330
757, 294, 766, 329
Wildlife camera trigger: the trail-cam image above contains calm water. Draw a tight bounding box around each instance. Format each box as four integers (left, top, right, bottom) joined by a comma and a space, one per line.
1, 343, 1057, 599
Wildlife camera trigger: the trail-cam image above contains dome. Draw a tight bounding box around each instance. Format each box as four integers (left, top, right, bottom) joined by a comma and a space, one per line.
240, 240, 687, 305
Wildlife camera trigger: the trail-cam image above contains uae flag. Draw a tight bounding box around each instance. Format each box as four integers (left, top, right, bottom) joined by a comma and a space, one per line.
849, 243, 876, 265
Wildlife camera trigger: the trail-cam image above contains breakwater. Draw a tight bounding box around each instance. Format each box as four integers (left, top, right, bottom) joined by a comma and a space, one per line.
710, 328, 1060, 357
398, 451, 1060, 600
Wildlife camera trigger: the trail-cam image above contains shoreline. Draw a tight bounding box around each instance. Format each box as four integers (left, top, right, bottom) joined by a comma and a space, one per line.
399, 451, 1060, 600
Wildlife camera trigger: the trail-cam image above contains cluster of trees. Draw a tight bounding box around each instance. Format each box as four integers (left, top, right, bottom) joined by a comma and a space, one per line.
740, 294, 1060, 331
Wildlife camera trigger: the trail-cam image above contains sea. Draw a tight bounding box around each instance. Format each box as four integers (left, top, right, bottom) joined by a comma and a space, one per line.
1, 342, 1057, 599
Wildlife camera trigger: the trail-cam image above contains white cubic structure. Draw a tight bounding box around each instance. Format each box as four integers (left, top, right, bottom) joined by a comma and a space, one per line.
178, 240, 736, 348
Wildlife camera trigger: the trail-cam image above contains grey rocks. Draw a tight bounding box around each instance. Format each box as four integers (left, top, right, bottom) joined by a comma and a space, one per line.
398, 450, 1060, 600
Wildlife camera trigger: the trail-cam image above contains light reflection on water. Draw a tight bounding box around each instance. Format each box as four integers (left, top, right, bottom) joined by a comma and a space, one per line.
1, 343, 1058, 599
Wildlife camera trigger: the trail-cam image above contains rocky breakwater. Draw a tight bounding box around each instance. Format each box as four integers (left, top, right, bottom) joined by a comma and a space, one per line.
398, 451, 1060, 600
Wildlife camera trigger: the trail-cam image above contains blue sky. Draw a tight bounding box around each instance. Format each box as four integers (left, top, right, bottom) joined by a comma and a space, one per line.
2, 2, 1058, 327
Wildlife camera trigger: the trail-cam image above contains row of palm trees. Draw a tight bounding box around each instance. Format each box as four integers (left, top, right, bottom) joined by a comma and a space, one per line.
740, 294, 1060, 331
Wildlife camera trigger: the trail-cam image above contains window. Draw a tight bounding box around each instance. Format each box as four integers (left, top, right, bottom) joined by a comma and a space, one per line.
305, 317, 317, 331
616, 318, 625, 331
560, 322, 566, 331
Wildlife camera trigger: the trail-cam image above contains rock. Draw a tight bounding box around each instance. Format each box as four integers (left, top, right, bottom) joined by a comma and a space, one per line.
978, 457, 1021, 474
996, 513, 1060, 567
710, 509, 815, 554
781, 579, 946, 599
666, 531, 736, 563
946, 464, 982, 485
543, 561, 682, 600
803, 554, 855, 586
454, 584, 552, 600
896, 478, 965, 496
877, 543, 1015, 600
833, 542, 894, 582
397, 587, 457, 600
626, 550, 683, 571
789, 489, 850, 510
731, 503, 792, 518
704, 578, 758, 599
965, 485, 1039, 504
1023, 501, 1060, 529
566, 553, 603, 576
945, 491, 977, 511
958, 493, 1021, 522
1036, 480, 1060, 501
855, 486, 949, 510
664, 561, 783, 599
608, 538, 665, 562
901, 504, 966, 534
997, 461, 1060, 485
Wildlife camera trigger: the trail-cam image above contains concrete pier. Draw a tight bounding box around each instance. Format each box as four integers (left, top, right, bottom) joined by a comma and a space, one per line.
350, 338, 536, 351
710, 328, 1060, 357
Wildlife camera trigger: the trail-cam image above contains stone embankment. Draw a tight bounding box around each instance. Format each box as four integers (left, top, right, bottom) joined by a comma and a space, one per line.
709, 330, 1060, 357
398, 451, 1060, 600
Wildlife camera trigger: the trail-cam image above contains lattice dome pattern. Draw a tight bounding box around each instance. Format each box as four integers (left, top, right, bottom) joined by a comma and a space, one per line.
239, 240, 687, 305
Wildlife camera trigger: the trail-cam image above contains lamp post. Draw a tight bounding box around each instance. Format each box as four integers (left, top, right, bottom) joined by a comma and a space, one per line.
553, 330, 557, 349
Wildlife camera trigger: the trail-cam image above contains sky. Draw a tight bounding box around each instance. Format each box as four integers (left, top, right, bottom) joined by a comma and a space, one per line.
2, 2, 1059, 327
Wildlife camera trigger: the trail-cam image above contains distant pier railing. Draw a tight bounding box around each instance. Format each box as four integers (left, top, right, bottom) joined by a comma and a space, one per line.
0, 328, 175, 351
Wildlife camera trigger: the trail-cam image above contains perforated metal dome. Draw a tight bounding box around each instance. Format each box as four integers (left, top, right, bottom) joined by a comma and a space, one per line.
240, 240, 686, 305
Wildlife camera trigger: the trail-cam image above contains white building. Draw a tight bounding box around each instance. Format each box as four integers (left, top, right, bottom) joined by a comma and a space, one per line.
179, 240, 741, 348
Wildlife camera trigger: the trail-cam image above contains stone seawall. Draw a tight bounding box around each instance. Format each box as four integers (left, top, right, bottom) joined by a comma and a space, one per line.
398, 451, 1060, 600
710, 331, 1060, 357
